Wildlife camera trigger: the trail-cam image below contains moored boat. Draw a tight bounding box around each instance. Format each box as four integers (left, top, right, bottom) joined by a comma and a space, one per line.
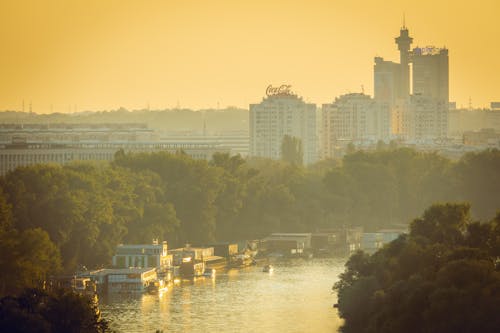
263, 264, 274, 273
230, 254, 254, 268
202, 268, 216, 278
147, 280, 169, 294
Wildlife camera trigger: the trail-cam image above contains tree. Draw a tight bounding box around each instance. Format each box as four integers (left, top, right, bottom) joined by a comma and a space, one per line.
0, 188, 12, 232
0, 288, 111, 333
1, 147, 499, 280
346, 142, 356, 154
334, 203, 500, 333
281, 135, 303, 165
0, 228, 61, 296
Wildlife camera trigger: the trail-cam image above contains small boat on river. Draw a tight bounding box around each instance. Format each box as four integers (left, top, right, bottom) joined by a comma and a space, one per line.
263, 264, 274, 273
203, 268, 216, 278
230, 254, 254, 268
147, 280, 169, 294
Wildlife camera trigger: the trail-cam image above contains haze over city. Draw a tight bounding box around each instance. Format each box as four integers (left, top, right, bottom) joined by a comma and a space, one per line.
1, 0, 499, 112
1, 2, 499, 333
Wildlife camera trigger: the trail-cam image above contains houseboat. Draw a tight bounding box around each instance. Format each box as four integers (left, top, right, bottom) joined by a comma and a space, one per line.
83, 268, 158, 294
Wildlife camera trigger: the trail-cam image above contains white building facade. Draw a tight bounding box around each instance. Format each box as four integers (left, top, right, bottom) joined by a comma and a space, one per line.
112, 242, 172, 269
321, 93, 391, 158
249, 85, 317, 165
0, 124, 230, 175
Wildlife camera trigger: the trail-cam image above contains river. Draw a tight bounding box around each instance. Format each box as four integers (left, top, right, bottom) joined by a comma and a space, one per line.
99, 258, 346, 333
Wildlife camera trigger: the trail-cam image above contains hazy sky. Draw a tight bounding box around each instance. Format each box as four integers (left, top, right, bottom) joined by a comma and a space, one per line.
0, 0, 499, 113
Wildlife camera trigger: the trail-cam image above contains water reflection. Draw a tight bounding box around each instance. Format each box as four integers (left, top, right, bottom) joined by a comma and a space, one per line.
100, 258, 345, 333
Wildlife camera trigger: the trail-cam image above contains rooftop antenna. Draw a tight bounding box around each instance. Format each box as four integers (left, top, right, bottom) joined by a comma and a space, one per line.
468, 96, 473, 111
202, 110, 207, 136
361, 85, 365, 94
403, 12, 406, 28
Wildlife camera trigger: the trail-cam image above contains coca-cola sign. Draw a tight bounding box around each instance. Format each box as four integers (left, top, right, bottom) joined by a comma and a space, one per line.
266, 84, 294, 97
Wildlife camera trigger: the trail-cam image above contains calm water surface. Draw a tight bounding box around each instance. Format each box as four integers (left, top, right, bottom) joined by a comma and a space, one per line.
99, 258, 345, 333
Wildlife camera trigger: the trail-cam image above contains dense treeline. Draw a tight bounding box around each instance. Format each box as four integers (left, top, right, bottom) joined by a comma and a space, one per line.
334, 203, 500, 333
0, 288, 110, 333
325, 148, 500, 228
0, 148, 499, 294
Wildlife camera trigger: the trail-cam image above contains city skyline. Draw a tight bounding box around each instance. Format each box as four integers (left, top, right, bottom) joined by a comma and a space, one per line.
0, 0, 499, 113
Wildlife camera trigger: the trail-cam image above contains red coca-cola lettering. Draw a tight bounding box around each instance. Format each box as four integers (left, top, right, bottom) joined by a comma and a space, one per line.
266, 84, 293, 97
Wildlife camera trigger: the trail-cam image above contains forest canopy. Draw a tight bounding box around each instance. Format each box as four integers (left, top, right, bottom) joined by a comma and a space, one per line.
333, 203, 500, 333
0, 148, 498, 291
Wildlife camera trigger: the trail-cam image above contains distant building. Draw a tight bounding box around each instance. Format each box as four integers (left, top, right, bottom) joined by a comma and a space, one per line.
321, 93, 391, 158
312, 227, 363, 255
409, 95, 448, 141
112, 241, 172, 269
375, 27, 450, 142
0, 123, 230, 175
168, 245, 223, 277
0, 123, 157, 142
374, 57, 401, 107
159, 134, 249, 157
361, 229, 405, 254
261, 233, 312, 256
208, 242, 239, 258
407, 47, 449, 140
395, 26, 413, 99
361, 233, 384, 254
412, 47, 449, 104
463, 128, 500, 147
250, 85, 317, 164
168, 246, 215, 266
448, 108, 500, 138
84, 268, 157, 293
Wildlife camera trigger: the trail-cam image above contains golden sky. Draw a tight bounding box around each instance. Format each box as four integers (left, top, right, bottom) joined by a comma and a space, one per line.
0, 0, 499, 113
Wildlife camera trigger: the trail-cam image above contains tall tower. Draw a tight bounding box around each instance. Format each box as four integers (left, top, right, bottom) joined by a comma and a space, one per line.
395, 25, 413, 98
412, 47, 449, 103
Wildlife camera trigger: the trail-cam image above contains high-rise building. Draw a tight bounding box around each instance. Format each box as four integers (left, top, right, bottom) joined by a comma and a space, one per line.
410, 46, 449, 140
395, 26, 413, 99
412, 47, 449, 103
249, 85, 317, 164
376, 26, 449, 141
374, 57, 401, 106
322, 93, 391, 158
410, 95, 448, 140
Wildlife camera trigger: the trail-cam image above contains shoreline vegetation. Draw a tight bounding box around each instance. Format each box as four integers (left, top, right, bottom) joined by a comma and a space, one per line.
0, 148, 499, 332
334, 203, 500, 333
1, 148, 499, 282
0, 288, 110, 333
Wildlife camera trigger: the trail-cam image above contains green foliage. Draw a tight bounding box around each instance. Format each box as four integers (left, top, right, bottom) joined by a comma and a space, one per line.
281, 135, 303, 165
114, 151, 221, 245
0, 148, 499, 288
334, 203, 500, 333
322, 148, 484, 230
0, 228, 61, 296
0, 288, 110, 333
0, 188, 12, 231
453, 149, 500, 220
